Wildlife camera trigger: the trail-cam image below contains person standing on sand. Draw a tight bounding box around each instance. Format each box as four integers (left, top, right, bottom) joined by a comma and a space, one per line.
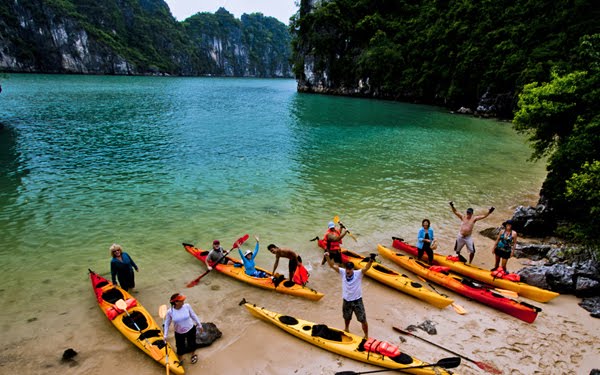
492, 220, 518, 272
449, 201, 495, 264
325, 252, 373, 338
163, 293, 203, 365
268, 244, 302, 282
109, 244, 138, 291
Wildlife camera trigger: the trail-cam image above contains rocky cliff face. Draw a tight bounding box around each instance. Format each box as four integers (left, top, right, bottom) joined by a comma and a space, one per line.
0, 1, 292, 77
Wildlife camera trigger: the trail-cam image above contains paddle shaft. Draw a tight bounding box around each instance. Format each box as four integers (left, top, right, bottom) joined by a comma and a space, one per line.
334, 216, 358, 242
158, 305, 169, 375
393, 327, 500, 374
186, 235, 249, 287
115, 299, 162, 360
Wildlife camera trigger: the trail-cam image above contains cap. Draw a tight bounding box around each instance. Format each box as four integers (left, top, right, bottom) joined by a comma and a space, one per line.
466, 208, 474, 214
244, 250, 252, 257
345, 262, 355, 270
328, 221, 335, 229
170, 293, 186, 303
213, 240, 220, 245
504, 219, 514, 226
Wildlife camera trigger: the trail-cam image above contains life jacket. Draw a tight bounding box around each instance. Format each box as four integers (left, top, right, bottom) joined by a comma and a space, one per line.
105, 298, 137, 320
446, 255, 460, 262
429, 265, 450, 273
293, 263, 310, 285
491, 268, 521, 282
322, 229, 342, 252
364, 338, 401, 357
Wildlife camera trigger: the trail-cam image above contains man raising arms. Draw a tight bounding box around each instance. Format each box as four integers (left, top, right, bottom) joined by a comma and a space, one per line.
450, 201, 495, 264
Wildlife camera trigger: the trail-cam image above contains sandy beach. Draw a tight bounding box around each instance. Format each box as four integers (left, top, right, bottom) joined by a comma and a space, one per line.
1, 219, 598, 375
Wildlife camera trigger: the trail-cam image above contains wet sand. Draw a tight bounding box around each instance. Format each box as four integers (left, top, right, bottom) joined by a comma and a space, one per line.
1, 226, 598, 375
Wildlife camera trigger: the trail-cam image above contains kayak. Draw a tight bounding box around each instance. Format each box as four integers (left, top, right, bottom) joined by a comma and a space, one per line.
378, 245, 541, 323
89, 270, 184, 374
183, 243, 324, 301
333, 248, 454, 309
244, 302, 459, 375
392, 238, 559, 303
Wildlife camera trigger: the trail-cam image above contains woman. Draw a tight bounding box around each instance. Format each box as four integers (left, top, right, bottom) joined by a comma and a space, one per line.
110, 244, 138, 291
492, 220, 518, 272
163, 293, 203, 364
416, 219, 435, 265
238, 236, 267, 277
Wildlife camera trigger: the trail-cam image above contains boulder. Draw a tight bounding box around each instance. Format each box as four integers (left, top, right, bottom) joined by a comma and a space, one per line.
511, 204, 555, 237
195, 322, 222, 348
579, 296, 600, 319
516, 265, 551, 289
479, 227, 500, 240
514, 244, 552, 260
456, 106, 473, 114
575, 277, 600, 298
546, 263, 576, 293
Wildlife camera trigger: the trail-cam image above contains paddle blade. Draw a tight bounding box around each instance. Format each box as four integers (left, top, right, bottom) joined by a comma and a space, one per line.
186, 270, 209, 288
148, 343, 164, 361
232, 234, 250, 249
115, 299, 127, 311
495, 288, 519, 298
436, 356, 461, 369
335, 372, 357, 375
158, 304, 168, 319
333, 215, 340, 224
451, 303, 467, 315
475, 361, 502, 374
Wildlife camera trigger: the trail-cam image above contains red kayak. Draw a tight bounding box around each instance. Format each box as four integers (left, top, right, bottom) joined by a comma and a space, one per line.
391, 238, 559, 303
378, 245, 542, 323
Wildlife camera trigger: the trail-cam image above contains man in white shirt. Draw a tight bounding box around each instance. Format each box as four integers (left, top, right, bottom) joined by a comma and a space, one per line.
325, 252, 374, 337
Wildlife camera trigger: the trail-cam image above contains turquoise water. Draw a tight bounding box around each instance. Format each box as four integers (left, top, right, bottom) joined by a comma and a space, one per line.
0, 75, 545, 344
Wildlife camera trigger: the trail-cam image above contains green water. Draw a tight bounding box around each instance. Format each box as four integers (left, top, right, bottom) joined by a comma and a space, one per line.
0, 75, 545, 341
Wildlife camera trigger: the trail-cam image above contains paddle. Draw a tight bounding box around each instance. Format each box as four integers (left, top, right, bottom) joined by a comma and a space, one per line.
186, 234, 250, 287
334, 356, 461, 375
158, 305, 170, 375
416, 275, 467, 315
114, 299, 163, 361
334, 215, 358, 242
393, 327, 501, 374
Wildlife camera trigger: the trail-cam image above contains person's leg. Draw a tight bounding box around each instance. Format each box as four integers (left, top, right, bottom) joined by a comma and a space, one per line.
493, 253, 500, 270
174, 332, 186, 356
417, 246, 424, 260
354, 299, 368, 337
466, 238, 475, 264
288, 259, 298, 281
501, 258, 509, 272
184, 326, 198, 363
342, 300, 352, 332
425, 247, 434, 265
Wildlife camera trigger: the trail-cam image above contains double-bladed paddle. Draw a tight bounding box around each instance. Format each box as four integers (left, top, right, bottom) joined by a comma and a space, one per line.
415, 274, 467, 315
186, 234, 250, 287
393, 326, 501, 374
114, 299, 163, 361
334, 356, 461, 375
334, 215, 358, 242
158, 304, 170, 375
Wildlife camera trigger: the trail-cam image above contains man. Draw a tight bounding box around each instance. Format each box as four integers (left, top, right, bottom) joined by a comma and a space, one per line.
449, 201, 495, 263
268, 244, 302, 282
321, 221, 348, 265
205, 240, 234, 270
325, 252, 373, 337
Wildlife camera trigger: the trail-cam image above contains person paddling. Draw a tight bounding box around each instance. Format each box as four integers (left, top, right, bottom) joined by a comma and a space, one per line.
325, 252, 373, 338
205, 239, 234, 270
321, 221, 348, 265
449, 202, 494, 264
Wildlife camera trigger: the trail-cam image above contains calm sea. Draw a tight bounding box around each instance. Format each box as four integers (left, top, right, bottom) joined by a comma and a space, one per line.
0, 75, 545, 348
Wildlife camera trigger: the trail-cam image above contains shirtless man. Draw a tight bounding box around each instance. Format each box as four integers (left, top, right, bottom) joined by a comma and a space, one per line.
450, 201, 495, 263
268, 244, 302, 282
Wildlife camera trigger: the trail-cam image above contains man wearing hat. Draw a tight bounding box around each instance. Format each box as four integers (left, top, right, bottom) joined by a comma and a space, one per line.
205, 239, 234, 270
321, 221, 348, 265
449, 201, 495, 263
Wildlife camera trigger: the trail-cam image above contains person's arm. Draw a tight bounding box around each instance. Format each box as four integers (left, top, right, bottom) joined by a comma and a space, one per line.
110, 260, 117, 284
324, 253, 340, 272
238, 248, 244, 258
417, 228, 425, 244
253, 241, 259, 259
272, 254, 280, 274
128, 253, 139, 271
449, 201, 462, 219
363, 258, 374, 272
475, 207, 495, 221
492, 232, 501, 253
328, 229, 347, 242
512, 231, 518, 256
205, 251, 213, 270
188, 305, 203, 332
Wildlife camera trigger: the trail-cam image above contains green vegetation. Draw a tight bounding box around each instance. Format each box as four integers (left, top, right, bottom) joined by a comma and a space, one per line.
291, 1, 599, 242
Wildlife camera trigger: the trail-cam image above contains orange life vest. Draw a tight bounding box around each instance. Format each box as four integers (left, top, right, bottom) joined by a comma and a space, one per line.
322, 228, 342, 252
364, 338, 401, 357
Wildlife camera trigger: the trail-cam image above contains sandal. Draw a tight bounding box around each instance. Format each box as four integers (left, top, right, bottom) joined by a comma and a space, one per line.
191, 354, 198, 364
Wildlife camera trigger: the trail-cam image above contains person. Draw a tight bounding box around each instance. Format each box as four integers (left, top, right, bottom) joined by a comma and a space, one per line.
205, 240, 234, 270
238, 236, 267, 278
325, 252, 373, 337
492, 220, 518, 272
268, 244, 302, 282
321, 221, 348, 265
163, 293, 203, 364
417, 219, 435, 265
449, 201, 495, 263
109, 244, 139, 291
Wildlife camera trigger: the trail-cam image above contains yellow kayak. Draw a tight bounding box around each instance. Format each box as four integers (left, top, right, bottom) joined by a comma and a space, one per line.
183, 243, 324, 301
341, 249, 453, 309
392, 238, 559, 303
244, 302, 459, 375
89, 270, 184, 374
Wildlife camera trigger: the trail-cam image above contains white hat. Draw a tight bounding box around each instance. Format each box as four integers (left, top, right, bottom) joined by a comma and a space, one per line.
244, 250, 252, 257
328, 221, 335, 229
